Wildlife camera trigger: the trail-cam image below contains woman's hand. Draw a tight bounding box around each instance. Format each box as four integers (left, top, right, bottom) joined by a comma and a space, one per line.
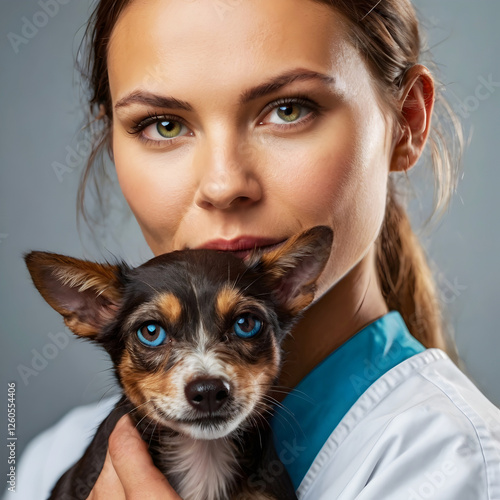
87, 414, 182, 499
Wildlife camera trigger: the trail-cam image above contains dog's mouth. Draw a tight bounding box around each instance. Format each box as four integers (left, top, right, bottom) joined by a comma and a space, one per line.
152, 401, 252, 440
153, 402, 230, 423
176, 415, 229, 427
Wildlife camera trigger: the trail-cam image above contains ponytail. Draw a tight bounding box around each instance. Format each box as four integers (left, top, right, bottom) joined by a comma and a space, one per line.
376, 179, 459, 361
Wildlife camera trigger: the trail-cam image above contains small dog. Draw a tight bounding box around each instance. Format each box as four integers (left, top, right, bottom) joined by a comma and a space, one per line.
24, 225, 333, 500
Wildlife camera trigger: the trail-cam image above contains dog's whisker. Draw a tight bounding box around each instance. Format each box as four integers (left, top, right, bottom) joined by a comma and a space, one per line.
260, 394, 287, 410
256, 383, 316, 405
139, 409, 158, 439
125, 400, 152, 419
148, 419, 159, 448
240, 276, 262, 293
270, 384, 315, 398
135, 405, 157, 431
258, 405, 295, 435
268, 389, 316, 405
260, 395, 306, 438
261, 406, 301, 439
137, 278, 160, 294
97, 385, 121, 404
253, 403, 275, 421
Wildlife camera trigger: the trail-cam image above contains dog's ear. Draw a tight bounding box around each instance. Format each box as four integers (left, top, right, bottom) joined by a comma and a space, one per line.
245, 225, 333, 315
24, 251, 128, 338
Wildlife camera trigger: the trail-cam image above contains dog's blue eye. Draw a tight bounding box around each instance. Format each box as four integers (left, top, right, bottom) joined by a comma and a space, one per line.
233, 314, 262, 339
137, 323, 167, 347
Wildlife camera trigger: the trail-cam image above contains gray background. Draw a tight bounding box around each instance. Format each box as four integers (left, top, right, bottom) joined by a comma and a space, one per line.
1, 0, 499, 486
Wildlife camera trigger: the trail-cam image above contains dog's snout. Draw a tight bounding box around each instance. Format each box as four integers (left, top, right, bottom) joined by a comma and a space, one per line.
185, 378, 231, 413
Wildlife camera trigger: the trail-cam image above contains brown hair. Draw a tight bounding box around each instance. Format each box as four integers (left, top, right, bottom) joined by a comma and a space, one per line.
75, 0, 464, 359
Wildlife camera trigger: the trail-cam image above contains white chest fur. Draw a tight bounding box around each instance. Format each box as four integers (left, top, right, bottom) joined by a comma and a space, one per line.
155, 433, 240, 500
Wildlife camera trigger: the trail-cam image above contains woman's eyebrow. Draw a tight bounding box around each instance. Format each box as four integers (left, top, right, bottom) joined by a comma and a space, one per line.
114, 68, 335, 112
239, 68, 335, 103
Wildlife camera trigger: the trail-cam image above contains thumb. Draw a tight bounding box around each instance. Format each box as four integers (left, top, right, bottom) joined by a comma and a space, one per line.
108, 414, 182, 499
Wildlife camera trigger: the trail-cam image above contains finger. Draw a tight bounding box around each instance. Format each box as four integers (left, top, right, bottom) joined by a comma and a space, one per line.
87, 448, 126, 499
108, 414, 182, 499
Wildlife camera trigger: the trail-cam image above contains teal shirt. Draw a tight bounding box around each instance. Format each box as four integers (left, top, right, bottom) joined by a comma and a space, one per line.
270, 310, 425, 490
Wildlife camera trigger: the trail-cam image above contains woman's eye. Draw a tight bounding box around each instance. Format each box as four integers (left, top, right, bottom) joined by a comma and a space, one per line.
266, 103, 312, 125
137, 322, 167, 347
232, 313, 263, 339
143, 120, 189, 141
129, 97, 319, 146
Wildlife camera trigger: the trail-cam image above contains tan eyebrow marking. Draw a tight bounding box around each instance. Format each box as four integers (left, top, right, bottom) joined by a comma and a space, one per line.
216, 285, 244, 320
157, 292, 183, 324
122, 293, 183, 333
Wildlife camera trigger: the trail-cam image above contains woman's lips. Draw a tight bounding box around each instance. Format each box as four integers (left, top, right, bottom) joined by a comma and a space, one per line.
195, 237, 288, 259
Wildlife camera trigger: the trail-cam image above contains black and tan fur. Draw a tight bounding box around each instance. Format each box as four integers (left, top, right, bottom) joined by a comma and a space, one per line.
24, 226, 333, 500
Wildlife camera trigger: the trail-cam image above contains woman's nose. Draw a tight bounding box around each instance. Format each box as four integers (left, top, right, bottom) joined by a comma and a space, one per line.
194, 141, 263, 211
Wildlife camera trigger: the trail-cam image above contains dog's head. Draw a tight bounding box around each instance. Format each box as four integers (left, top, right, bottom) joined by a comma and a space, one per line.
24, 226, 333, 439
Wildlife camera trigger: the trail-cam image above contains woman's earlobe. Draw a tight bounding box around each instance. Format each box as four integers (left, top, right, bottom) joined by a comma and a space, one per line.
389, 65, 435, 173
97, 103, 107, 120
390, 128, 413, 172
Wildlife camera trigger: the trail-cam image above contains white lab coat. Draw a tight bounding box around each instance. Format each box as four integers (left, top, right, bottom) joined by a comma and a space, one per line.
4, 349, 500, 499
298, 349, 500, 500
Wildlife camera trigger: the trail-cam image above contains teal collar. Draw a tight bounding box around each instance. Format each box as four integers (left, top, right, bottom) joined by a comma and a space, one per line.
270, 310, 425, 490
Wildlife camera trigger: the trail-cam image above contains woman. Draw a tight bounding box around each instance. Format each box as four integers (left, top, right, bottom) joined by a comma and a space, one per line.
10, 0, 500, 498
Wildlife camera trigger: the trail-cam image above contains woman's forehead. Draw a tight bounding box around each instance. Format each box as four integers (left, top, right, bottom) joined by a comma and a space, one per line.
107, 0, 365, 109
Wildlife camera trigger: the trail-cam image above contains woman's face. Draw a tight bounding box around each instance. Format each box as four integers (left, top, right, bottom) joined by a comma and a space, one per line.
108, 0, 395, 299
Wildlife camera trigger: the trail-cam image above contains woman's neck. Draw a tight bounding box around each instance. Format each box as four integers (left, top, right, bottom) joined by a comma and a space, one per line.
277, 243, 389, 399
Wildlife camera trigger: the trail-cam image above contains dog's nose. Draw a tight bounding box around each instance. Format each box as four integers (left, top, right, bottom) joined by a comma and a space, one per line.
185, 378, 231, 413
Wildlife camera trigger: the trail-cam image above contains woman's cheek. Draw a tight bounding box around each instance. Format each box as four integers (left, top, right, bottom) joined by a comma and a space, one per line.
113, 136, 191, 250
287, 118, 388, 293
276, 127, 364, 226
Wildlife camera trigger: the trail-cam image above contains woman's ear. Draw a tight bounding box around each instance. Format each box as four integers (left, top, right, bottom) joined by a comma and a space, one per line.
390, 64, 435, 172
